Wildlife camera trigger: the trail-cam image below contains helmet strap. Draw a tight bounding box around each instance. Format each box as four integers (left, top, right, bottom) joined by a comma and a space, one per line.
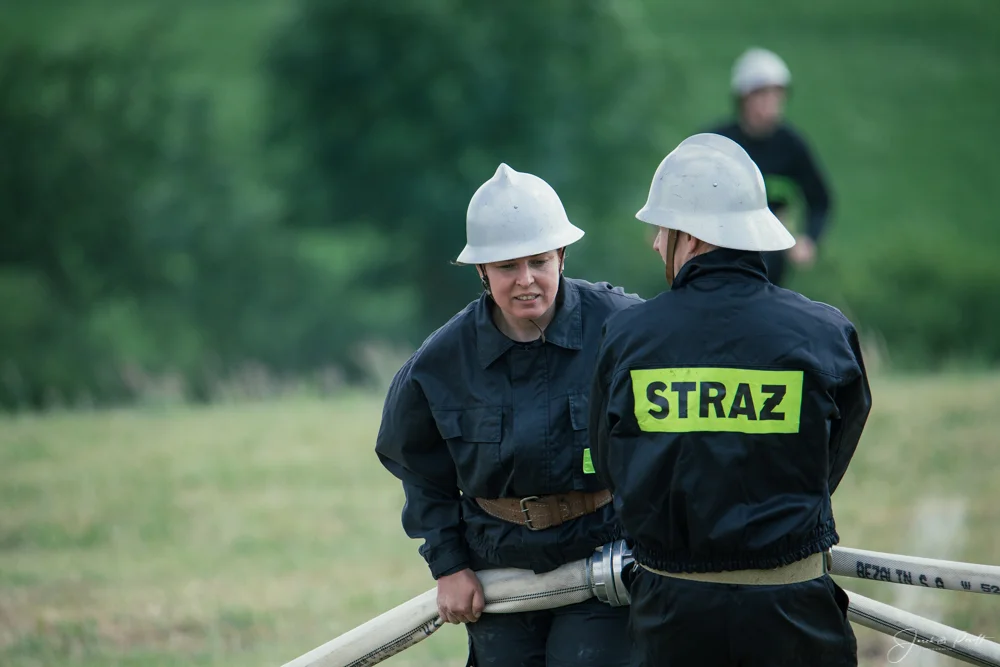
478, 265, 491, 295
664, 229, 679, 287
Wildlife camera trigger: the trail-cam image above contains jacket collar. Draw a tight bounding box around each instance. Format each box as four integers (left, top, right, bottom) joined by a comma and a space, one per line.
671, 248, 771, 289
476, 276, 583, 369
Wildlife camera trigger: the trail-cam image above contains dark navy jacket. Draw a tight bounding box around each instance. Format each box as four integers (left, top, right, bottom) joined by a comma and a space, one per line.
590, 249, 871, 573
376, 277, 643, 579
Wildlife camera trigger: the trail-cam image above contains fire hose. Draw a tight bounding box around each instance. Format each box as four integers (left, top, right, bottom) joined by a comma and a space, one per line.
280, 541, 1000, 667
831, 545, 1000, 595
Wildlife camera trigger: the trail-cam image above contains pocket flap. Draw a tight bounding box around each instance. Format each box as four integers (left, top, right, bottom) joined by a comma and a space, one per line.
433, 406, 502, 443
461, 406, 502, 443
433, 410, 463, 440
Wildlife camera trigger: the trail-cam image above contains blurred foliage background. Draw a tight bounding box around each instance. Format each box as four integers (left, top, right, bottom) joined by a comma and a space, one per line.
1, 0, 998, 411
2, 4, 999, 666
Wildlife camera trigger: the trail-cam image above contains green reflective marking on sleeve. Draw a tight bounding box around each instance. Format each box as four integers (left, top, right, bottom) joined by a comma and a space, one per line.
583, 448, 595, 474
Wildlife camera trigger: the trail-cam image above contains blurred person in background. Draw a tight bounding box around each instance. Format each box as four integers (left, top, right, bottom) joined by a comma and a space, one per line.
591, 133, 870, 666
375, 163, 642, 667
705, 47, 835, 287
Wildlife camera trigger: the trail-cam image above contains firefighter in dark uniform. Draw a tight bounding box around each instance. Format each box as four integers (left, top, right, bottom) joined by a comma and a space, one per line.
376, 163, 643, 666
704, 47, 834, 287
589, 134, 872, 667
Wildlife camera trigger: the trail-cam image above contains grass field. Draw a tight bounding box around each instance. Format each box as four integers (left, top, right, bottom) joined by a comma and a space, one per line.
1, 372, 998, 666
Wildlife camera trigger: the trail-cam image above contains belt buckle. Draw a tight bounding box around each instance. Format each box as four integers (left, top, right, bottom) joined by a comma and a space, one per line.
823, 549, 832, 574
520, 496, 541, 530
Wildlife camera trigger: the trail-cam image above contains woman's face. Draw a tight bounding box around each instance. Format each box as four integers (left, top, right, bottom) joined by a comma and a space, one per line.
480, 249, 563, 323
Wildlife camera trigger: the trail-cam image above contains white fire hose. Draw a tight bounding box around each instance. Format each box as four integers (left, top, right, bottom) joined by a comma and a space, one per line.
280, 558, 597, 667
830, 545, 1000, 595
847, 590, 1000, 667
281, 542, 1000, 667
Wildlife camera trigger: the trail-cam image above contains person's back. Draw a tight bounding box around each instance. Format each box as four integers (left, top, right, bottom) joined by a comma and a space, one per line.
598, 248, 868, 572
590, 133, 870, 667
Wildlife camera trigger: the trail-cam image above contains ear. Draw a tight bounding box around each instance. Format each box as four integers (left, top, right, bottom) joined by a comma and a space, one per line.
558, 248, 566, 273
680, 232, 700, 254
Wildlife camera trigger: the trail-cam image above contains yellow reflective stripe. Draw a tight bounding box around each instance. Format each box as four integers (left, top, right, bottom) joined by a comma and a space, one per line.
630, 367, 803, 434
582, 448, 595, 474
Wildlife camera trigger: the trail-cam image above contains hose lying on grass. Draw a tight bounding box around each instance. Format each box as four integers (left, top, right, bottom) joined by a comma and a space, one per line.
280, 541, 1000, 667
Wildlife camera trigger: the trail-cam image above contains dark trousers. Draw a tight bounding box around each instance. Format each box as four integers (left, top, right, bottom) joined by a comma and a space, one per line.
627, 569, 857, 667
762, 250, 788, 287
465, 596, 630, 667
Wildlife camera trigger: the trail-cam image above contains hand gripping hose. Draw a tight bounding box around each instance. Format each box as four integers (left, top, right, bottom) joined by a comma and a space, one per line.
280, 558, 594, 667
279, 542, 1000, 667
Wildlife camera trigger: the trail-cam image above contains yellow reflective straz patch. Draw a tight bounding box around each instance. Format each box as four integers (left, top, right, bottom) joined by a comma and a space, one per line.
630, 368, 803, 434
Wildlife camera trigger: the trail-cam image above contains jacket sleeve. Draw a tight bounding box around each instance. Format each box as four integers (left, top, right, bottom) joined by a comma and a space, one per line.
589, 323, 638, 547
375, 359, 470, 579
827, 325, 873, 494
589, 322, 618, 496
789, 131, 834, 243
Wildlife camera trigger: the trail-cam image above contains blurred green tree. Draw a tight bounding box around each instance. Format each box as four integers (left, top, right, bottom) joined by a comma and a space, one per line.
264, 0, 671, 336
0, 36, 195, 407
0, 34, 354, 407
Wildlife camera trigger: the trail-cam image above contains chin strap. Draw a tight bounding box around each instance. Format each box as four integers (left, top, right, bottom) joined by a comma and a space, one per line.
478, 264, 491, 295
664, 229, 679, 286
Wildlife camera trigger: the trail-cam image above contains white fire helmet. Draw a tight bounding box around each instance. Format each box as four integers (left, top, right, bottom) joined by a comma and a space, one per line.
455, 164, 584, 265
635, 133, 795, 252
731, 47, 791, 96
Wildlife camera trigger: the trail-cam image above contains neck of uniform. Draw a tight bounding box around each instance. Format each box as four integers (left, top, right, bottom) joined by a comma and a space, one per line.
492, 302, 554, 343
671, 248, 769, 289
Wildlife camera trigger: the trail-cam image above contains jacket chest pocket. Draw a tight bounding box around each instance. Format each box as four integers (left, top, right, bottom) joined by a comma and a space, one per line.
432, 407, 502, 492
568, 392, 599, 490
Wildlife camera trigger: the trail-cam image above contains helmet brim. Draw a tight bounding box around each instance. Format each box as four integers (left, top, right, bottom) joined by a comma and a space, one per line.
635, 207, 795, 252
454, 225, 585, 266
